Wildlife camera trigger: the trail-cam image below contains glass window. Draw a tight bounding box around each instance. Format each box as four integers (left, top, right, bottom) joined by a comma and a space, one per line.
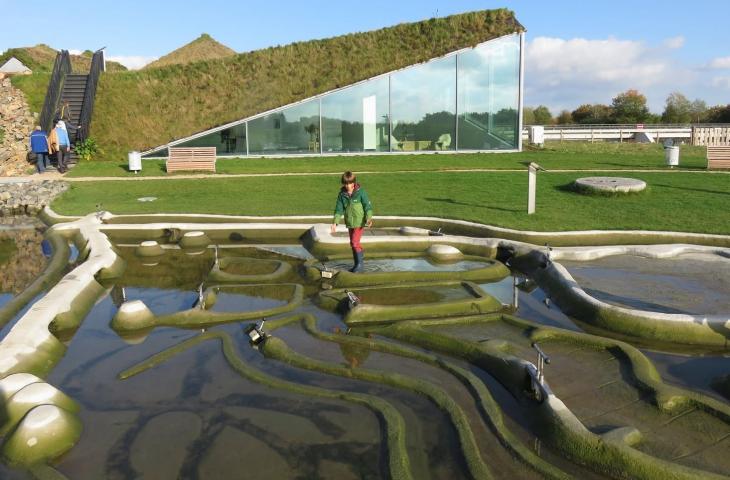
321, 77, 389, 153
170, 124, 248, 155
390, 56, 456, 152
248, 100, 320, 155
142, 148, 167, 158
457, 35, 520, 150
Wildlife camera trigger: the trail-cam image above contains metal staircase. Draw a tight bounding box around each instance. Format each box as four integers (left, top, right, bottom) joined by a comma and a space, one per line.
40, 49, 105, 165
59, 74, 88, 144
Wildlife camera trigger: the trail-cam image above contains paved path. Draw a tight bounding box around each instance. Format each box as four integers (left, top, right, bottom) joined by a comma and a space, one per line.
3, 168, 728, 183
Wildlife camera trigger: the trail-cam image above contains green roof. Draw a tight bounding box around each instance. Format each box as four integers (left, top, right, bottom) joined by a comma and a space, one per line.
91, 9, 523, 159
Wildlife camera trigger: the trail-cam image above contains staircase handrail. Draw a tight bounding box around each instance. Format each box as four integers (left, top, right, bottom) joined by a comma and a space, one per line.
76, 49, 104, 143
39, 50, 71, 133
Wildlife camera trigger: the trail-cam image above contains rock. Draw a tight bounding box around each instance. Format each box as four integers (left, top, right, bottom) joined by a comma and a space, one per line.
135, 240, 164, 257
0, 373, 43, 403
427, 244, 463, 262
179, 231, 211, 250
1, 404, 82, 467
1, 382, 79, 436
111, 300, 156, 332
0, 181, 69, 217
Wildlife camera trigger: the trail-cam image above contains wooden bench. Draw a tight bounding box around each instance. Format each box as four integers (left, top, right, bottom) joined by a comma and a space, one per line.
167, 147, 216, 173
707, 146, 730, 170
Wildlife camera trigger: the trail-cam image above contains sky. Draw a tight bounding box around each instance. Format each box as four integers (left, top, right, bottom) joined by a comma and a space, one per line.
1, 0, 729, 113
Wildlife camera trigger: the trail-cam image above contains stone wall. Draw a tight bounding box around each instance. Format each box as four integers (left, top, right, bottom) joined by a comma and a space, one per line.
0, 75, 36, 177
0, 218, 46, 294
0, 180, 68, 216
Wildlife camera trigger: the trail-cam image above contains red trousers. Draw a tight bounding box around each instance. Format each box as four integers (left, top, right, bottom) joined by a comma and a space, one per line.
348, 227, 364, 252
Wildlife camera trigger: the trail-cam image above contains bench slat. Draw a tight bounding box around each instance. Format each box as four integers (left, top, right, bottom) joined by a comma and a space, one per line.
706, 146, 730, 169
167, 147, 216, 173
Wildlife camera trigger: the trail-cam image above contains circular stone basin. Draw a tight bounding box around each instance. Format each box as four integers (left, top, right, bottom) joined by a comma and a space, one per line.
574, 177, 646, 194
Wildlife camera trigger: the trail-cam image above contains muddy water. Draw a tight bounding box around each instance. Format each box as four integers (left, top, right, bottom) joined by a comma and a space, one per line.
561, 253, 730, 315
1, 245, 728, 478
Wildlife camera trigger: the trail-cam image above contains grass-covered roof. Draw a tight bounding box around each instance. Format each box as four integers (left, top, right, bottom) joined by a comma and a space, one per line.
143, 34, 236, 70
91, 9, 523, 159
0, 44, 127, 73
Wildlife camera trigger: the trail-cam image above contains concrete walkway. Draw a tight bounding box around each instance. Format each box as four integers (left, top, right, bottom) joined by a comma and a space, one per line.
3, 167, 729, 183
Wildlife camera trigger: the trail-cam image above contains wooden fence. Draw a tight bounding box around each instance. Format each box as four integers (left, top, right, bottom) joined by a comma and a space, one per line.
691, 127, 730, 146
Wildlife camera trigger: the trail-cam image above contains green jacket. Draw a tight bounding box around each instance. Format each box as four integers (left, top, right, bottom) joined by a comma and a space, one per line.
333, 184, 373, 228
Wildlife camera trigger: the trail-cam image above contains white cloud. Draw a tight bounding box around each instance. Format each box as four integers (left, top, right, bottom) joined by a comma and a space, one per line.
524, 36, 698, 112
708, 56, 730, 69
106, 55, 157, 70
662, 36, 685, 49
711, 76, 730, 89
68, 49, 83, 55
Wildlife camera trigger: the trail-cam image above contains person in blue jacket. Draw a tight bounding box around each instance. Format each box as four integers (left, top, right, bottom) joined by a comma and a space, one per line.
29, 126, 50, 174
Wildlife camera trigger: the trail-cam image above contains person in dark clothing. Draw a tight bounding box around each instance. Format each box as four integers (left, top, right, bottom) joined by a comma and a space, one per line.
29, 126, 50, 173
331, 171, 373, 273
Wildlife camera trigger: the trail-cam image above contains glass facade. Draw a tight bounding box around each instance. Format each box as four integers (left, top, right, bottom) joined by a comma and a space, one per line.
457, 35, 521, 150
173, 124, 247, 155
391, 56, 456, 152
144, 34, 521, 158
321, 76, 389, 153
248, 99, 320, 155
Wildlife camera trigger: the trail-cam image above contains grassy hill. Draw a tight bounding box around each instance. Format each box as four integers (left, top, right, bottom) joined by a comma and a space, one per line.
4, 45, 128, 114
0, 44, 127, 73
144, 33, 236, 69
89, 9, 522, 160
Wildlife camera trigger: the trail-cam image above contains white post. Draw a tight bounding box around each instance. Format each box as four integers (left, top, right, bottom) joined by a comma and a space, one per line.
527, 162, 544, 215
528, 165, 537, 214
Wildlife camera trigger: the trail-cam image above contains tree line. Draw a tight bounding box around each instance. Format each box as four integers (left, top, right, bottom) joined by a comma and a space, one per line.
524, 90, 730, 125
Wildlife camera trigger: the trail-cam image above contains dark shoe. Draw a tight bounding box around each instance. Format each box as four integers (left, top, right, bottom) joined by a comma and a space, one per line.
350, 251, 364, 273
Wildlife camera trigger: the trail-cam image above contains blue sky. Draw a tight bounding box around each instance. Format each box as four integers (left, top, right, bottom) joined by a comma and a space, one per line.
1, 0, 729, 112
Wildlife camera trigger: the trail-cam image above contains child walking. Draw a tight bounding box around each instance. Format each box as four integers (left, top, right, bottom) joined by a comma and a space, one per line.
331, 171, 373, 273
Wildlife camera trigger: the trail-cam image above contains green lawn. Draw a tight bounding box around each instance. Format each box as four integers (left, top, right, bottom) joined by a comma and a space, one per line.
52, 170, 730, 234
66, 143, 709, 178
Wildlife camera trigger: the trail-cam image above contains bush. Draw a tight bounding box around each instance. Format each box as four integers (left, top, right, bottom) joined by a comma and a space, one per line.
74, 138, 99, 161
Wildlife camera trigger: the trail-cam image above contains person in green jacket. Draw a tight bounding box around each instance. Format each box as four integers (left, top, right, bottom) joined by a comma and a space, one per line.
331, 171, 373, 272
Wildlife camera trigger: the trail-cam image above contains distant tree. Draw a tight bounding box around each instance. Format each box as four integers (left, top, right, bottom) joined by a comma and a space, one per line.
611, 89, 650, 124
645, 113, 662, 124
689, 99, 708, 123
532, 105, 553, 125
571, 104, 613, 124
522, 106, 535, 125
556, 110, 573, 124
705, 104, 730, 123
661, 92, 692, 123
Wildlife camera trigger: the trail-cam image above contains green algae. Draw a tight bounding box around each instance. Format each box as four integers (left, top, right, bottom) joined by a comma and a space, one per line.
260, 334, 494, 480
301, 314, 573, 480
208, 257, 292, 283
118, 330, 413, 480
111, 284, 304, 333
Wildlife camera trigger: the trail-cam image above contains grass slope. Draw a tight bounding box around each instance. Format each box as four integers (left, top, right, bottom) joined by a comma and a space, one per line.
143, 34, 236, 69
10, 74, 50, 114
52, 169, 730, 234
65, 143, 710, 177
90, 9, 522, 160
0, 45, 126, 73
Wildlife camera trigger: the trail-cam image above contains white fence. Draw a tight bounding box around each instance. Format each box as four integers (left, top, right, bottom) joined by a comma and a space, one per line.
522, 124, 730, 146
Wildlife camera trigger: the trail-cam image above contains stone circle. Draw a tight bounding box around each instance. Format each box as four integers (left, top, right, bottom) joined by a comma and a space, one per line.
574, 177, 647, 194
